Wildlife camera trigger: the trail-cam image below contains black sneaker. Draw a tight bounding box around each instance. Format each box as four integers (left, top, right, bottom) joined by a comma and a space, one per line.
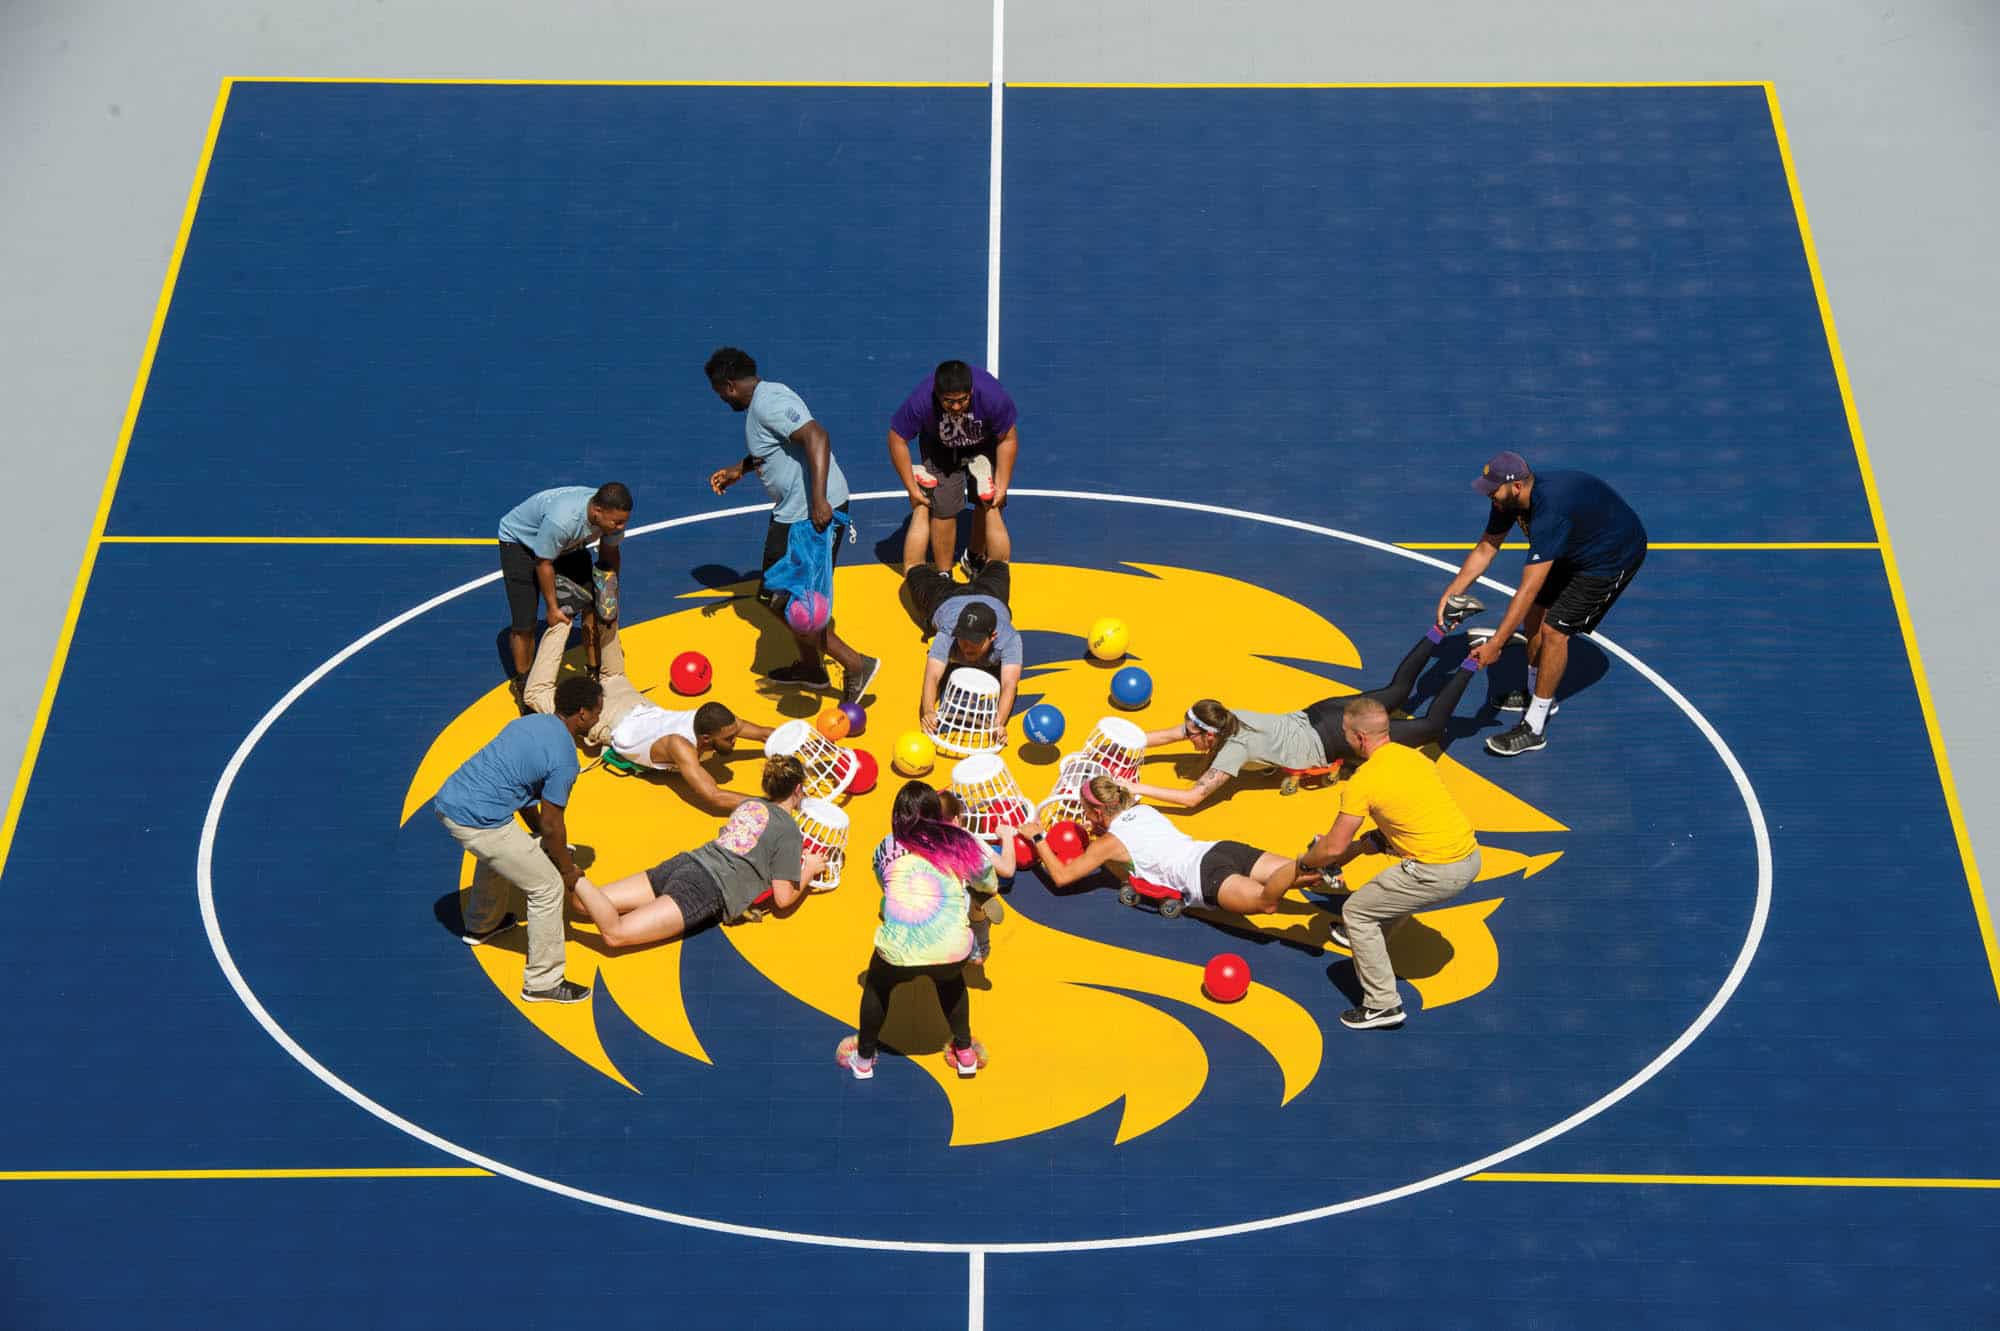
461, 914, 518, 946
1467, 626, 1529, 650
841, 655, 882, 706
1340, 1003, 1406, 1030
1486, 721, 1547, 757
507, 675, 532, 716
764, 661, 832, 689
1439, 593, 1485, 631
521, 979, 592, 1004
1493, 689, 1558, 714
957, 549, 989, 578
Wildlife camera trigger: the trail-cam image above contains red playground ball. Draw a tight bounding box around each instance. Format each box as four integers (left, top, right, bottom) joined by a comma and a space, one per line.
1203, 953, 1251, 1003
1047, 820, 1087, 863
669, 651, 712, 696
846, 749, 879, 796
1012, 833, 1036, 870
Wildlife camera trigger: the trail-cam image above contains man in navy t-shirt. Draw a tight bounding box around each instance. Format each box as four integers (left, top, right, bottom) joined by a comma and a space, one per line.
887, 359, 1020, 574
1434, 451, 1648, 757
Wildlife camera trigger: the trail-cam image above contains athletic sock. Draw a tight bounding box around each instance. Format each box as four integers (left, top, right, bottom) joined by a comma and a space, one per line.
1425, 624, 1446, 645
1526, 694, 1554, 734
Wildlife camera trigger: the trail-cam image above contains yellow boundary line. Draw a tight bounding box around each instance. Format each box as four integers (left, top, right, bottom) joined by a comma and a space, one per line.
1765, 87, 2000, 1001
223, 77, 1764, 92
0, 79, 235, 883
1011, 80, 1769, 90
1474, 1172, 2000, 1189
0, 1168, 490, 1181
229, 77, 984, 88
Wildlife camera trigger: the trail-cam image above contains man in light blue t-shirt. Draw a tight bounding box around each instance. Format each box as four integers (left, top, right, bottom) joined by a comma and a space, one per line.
434, 675, 603, 1003
495, 481, 632, 697
704, 346, 879, 709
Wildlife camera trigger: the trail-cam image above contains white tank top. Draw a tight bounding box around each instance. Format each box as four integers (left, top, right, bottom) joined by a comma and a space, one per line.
608, 703, 699, 770
1108, 806, 1215, 900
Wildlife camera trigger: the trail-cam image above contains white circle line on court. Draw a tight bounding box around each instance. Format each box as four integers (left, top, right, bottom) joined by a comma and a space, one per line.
196, 489, 1771, 1256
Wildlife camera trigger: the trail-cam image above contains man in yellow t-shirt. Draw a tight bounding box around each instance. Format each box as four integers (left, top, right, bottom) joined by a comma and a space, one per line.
1298, 697, 1482, 1030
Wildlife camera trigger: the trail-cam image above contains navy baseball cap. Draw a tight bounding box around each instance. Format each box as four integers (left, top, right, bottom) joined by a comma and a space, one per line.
1473, 451, 1531, 497
954, 601, 998, 640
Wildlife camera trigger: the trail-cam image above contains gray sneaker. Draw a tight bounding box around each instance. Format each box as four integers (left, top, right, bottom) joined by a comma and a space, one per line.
521, 980, 592, 1004
1494, 690, 1559, 715
461, 914, 518, 945
1440, 593, 1485, 631
1486, 720, 1548, 757
841, 655, 882, 706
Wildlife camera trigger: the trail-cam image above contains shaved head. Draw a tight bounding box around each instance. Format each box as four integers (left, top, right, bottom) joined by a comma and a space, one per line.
1342, 697, 1391, 737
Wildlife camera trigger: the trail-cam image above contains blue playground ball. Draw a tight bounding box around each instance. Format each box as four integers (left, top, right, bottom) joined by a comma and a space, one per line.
1022, 703, 1066, 746
1110, 666, 1153, 710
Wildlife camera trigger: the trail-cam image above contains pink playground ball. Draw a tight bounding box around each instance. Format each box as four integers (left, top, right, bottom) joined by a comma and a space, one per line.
785, 591, 831, 634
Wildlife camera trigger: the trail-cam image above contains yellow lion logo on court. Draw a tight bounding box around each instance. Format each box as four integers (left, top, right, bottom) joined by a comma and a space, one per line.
401, 562, 1566, 1147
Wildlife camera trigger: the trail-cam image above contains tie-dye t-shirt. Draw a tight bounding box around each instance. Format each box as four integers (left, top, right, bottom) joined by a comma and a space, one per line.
869, 836, 994, 966
685, 798, 805, 917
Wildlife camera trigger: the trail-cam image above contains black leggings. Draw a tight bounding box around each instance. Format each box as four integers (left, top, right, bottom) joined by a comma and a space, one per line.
1303, 633, 1478, 764
857, 951, 972, 1058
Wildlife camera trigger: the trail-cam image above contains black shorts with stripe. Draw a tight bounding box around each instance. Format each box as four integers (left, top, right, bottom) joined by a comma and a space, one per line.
1534, 548, 1646, 636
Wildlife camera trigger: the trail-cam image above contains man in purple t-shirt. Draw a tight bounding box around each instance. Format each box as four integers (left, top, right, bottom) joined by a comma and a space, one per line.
887, 359, 1020, 573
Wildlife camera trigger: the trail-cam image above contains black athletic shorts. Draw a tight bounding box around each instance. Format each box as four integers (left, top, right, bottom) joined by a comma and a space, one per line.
645, 852, 727, 928
1535, 548, 1646, 636
1195, 840, 1264, 907
757, 501, 852, 607
499, 541, 595, 635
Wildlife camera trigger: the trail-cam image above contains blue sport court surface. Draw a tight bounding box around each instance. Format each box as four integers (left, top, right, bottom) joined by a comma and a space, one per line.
3, 79, 1995, 1328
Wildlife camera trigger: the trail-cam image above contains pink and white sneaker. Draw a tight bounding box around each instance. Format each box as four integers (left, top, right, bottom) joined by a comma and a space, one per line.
835, 1035, 875, 1080
966, 454, 996, 503
945, 1040, 988, 1078
910, 464, 940, 491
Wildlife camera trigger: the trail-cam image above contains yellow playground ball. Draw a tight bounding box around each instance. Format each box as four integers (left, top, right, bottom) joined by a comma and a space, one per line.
892, 730, 936, 777
1087, 617, 1130, 661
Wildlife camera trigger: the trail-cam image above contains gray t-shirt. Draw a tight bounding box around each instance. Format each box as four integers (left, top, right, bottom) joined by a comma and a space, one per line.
926, 594, 1023, 671
747, 381, 850, 523
1208, 709, 1328, 777
685, 798, 806, 916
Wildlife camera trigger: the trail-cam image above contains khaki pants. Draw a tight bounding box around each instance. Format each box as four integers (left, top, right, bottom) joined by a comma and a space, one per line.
1344, 849, 1482, 1011
522, 620, 646, 747
439, 812, 568, 993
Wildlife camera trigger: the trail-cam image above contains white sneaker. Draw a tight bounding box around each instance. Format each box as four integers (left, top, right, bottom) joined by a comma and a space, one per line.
911, 464, 939, 491
966, 454, 996, 502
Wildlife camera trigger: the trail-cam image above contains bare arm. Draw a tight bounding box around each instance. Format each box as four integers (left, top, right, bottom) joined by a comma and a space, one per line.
920, 656, 946, 724
1142, 720, 1193, 748
1127, 768, 1231, 810
1300, 811, 1384, 873
1018, 820, 1125, 889
733, 720, 775, 743
1435, 530, 1505, 626
888, 430, 924, 502
663, 736, 745, 813
990, 426, 1018, 502
709, 453, 760, 495
791, 421, 835, 529
994, 663, 1022, 738
769, 852, 827, 913
535, 801, 583, 888
535, 558, 569, 628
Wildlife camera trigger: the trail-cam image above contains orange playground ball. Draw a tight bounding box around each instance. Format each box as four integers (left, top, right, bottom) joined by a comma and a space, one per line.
814, 708, 852, 742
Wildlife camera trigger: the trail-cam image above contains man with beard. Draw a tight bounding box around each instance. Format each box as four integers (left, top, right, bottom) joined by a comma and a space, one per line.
1434, 451, 1648, 756
886, 359, 1020, 574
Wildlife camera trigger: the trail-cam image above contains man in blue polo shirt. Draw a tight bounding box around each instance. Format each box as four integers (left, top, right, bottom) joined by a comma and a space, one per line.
1434, 452, 1648, 756
496, 482, 632, 700
434, 675, 604, 1003
906, 559, 1024, 740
